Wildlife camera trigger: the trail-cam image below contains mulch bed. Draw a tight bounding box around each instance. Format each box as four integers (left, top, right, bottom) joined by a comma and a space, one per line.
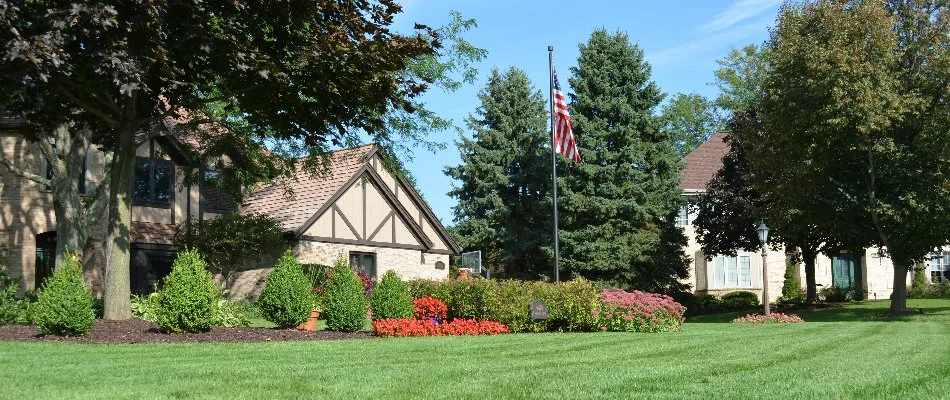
0, 319, 375, 344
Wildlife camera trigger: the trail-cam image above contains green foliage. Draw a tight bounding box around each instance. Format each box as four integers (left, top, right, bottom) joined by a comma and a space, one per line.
820, 286, 857, 303
695, 293, 722, 308
910, 264, 930, 296
323, 257, 369, 332
405, 278, 600, 333
779, 265, 806, 305
174, 213, 286, 282
301, 263, 331, 290
720, 291, 760, 308
213, 297, 252, 328
258, 250, 314, 329
660, 92, 726, 158
370, 270, 414, 320
154, 249, 218, 333
559, 29, 688, 289
0, 269, 22, 325
131, 293, 160, 322
445, 67, 553, 279
753, 0, 950, 313
713, 43, 770, 113
32, 253, 95, 336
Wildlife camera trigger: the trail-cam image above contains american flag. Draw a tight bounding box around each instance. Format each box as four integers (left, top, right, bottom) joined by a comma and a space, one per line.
552, 68, 581, 163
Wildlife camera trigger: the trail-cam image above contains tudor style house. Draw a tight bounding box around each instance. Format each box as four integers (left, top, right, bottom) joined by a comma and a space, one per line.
0, 116, 457, 298
677, 132, 917, 302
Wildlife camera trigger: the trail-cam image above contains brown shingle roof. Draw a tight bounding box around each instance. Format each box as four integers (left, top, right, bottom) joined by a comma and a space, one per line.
130, 222, 176, 246
680, 132, 731, 191
242, 144, 376, 232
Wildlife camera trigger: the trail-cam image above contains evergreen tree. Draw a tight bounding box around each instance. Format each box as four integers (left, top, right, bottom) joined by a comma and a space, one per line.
446, 67, 552, 279
559, 30, 688, 289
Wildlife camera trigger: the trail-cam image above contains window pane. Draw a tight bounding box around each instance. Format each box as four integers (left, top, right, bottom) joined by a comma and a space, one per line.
133, 160, 152, 202
727, 257, 739, 287
363, 254, 376, 278
739, 256, 751, 287
153, 162, 171, 203
714, 257, 725, 288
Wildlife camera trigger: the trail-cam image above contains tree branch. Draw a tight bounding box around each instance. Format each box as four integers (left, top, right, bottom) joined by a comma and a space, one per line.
51, 84, 120, 127
0, 154, 52, 187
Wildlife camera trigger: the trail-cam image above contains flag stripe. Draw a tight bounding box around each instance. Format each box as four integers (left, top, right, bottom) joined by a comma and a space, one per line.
552, 68, 581, 163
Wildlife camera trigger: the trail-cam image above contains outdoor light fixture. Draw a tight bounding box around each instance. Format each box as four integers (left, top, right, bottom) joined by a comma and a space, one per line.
757, 222, 770, 316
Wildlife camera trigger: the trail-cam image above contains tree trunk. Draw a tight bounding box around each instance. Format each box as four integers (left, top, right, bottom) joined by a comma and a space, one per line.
801, 246, 818, 304
102, 136, 136, 320
890, 260, 908, 314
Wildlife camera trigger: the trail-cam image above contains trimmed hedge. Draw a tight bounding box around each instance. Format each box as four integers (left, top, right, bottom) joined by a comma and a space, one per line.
323, 257, 368, 332
406, 278, 600, 333
155, 249, 218, 333
720, 291, 760, 308
258, 250, 314, 329
370, 270, 414, 320
32, 253, 95, 336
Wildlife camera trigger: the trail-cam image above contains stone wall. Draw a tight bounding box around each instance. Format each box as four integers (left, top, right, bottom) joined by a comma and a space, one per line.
224, 240, 450, 299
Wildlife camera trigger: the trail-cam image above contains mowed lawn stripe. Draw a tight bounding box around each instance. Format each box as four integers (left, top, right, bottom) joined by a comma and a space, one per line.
2, 299, 948, 399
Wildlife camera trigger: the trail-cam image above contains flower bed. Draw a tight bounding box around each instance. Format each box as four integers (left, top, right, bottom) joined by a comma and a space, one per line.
597, 289, 686, 332
731, 312, 804, 324
372, 318, 510, 338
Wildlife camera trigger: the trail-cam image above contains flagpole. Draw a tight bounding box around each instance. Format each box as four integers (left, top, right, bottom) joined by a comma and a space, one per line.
548, 45, 560, 283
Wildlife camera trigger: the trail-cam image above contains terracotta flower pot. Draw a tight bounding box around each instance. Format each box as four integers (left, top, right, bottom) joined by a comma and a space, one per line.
297, 309, 320, 331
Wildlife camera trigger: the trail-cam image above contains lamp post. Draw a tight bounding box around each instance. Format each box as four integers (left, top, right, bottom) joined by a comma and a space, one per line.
757, 222, 770, 316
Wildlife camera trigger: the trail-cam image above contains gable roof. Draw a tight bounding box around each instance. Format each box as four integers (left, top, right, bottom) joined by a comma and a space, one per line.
242, 144, 376, 232
680, 131, 731, 191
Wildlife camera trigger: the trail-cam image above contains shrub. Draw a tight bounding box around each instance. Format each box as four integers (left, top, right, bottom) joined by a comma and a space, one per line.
909, 264, 930, 296
778, 265, 806, 305
258, 250, 314, 329
0, 269, 22, 325
819, 285, 856, 303
732, 312, 804, 324
720, 291, 760, 308
214, 297, 252, 327
413, 296, 448, 320
372, 318, 510, 338
154, 249, 218, 333
32, 253, 95, 336
131, 293, 160, 322
323, 257, 369, 332
370, 270, 414, 320
695, 293, 721, 308
597, 289, 686, 332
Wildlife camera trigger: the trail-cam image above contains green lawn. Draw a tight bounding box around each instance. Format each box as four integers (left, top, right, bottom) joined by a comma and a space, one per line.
1, 300, 948, 399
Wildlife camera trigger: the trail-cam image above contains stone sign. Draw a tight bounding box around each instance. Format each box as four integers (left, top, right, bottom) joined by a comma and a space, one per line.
530, 299, 548, 320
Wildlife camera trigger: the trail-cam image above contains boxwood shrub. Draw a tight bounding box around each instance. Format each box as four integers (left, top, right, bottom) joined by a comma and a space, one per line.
323, 257, 368, 332
720, 290, 760, 308
258, 250, 313, 329
370, 270, 413, 320
155, 248, 218, 333
32, 253, 95, 336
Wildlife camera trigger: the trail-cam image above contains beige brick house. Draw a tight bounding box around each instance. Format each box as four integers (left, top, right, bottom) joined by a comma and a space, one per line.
677, 132, 913, 302
0, 115, 457, 298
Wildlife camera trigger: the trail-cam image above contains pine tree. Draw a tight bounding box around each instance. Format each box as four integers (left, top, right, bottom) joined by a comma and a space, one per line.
446, 67, 553, 279
559, 30, 688, 289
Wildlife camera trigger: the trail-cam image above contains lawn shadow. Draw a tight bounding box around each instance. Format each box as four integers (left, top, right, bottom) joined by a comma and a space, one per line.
685, 299, 950, 323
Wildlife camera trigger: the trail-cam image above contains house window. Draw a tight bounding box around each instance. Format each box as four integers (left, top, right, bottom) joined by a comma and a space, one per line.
927, 252, 950, 283
675, 205, 696, 228
133, 157, 173, 207
712, 255, 752, 289
200, 170, 237, 214
349, 252, 376, 278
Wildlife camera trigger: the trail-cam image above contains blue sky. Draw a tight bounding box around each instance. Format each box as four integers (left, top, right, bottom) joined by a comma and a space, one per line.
388, 0, 782, 224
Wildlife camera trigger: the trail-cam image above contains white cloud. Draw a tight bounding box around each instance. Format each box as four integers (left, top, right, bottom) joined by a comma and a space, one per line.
701, 0, 782, 33
646, 17, 771, 66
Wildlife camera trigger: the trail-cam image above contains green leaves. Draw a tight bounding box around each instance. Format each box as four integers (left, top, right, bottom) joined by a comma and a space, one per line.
370, 270, 414, 321
559, 30, 687, 290
155, 249, 218, 334
446, 67, 553, 279
323, 257, 369, 332
33, 253, 95, 337
258, 250, 313, 329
